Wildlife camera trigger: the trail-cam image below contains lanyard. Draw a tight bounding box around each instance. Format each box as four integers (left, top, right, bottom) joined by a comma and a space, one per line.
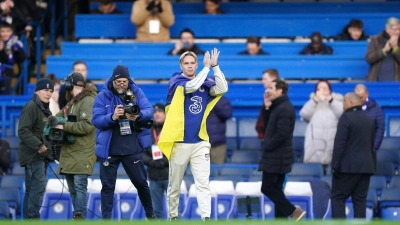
152, 128, 160, 143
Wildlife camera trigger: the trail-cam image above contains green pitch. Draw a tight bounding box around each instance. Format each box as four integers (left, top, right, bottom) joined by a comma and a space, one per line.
0, 220, 399, 225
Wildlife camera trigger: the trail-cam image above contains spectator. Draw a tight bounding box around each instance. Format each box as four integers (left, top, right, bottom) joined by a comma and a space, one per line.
91, 0, 122, 14
354, 84, 385, 150
207, 95, 232, 164
46, 74, 61, 116
168, 28, 205, 56
335, 19, 368, 41
203, 0, 224, 15
366, 17, 400, 81
299, 32, 333, 55
55, 73, 97, 219
0, 22, 25, 95
238, 36, 269, 55
331, 93, 375, 219
131, 0, 175, 42
300, 80, 343, 167
59, 60, 89, 109
255, 68, 279, 140
258, 79, 306, 221
0, 0, 32, 36
142, 103, 169, 219
158, 49, 228, 221
18, 78, 54, 219
92, 65, 156, 219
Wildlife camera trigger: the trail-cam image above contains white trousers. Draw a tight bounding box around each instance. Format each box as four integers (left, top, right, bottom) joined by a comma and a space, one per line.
167, 141, 211, 219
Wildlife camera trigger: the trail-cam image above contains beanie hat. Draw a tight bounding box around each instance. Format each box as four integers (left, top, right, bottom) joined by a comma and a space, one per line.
69, 72, 86, 86
154, 103, 165, 112
35, 78, 54, 91
112, 65, 130, 80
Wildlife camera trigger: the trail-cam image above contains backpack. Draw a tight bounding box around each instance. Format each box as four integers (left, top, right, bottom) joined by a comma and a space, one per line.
0, 139, 11, 172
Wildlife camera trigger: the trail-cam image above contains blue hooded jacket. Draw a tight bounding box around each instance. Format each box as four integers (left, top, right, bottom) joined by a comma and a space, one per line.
92, 78, 153, 161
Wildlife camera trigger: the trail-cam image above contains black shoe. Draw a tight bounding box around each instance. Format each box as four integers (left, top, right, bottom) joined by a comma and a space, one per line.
146, 214, 159, 221
169, 217, 178, 221
202, 217, 210, 221
73, 212, 84, 220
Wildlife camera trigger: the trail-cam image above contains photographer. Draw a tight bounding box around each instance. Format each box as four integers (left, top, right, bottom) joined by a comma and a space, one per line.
92, 65, 156, 219
18, 78, 54, 219
54, 72, 97, 219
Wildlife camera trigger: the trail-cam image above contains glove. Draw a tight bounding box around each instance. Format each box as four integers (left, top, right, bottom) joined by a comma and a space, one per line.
146, 1, 156, 11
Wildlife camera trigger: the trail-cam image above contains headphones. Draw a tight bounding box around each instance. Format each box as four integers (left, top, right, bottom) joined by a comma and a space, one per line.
64, 72, 86, 92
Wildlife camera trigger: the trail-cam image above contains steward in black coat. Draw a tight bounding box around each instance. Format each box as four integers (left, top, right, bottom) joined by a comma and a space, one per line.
331, 93, 376, 219
258, 94, 295, 174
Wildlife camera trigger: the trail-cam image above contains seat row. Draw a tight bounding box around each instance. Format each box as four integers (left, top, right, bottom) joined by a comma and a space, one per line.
75, 13, 400, 39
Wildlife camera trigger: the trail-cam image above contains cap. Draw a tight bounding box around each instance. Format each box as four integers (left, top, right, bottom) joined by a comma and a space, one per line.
35, 78, 54, 91
112, 65, 130, 80
70, 72, 86, 86
154, 103, 165, 112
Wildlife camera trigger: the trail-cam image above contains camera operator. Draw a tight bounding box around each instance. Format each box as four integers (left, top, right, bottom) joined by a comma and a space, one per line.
18, 78, 54, 219
54, 72, 97, 219
92, 65, 156, 219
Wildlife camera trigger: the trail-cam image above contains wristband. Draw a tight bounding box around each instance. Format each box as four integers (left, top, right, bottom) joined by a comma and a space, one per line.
211, 64, 218, 67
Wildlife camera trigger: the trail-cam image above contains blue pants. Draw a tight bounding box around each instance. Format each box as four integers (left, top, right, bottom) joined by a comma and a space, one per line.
23, 160, 47, 219
149, 179, 168, 219
100, 154, 153, 219
65, 174, 88, 218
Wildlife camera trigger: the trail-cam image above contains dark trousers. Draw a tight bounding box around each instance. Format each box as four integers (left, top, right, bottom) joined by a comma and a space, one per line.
100, 154, 153, 219
261, 172, 296, 218
331, 173, 371, 219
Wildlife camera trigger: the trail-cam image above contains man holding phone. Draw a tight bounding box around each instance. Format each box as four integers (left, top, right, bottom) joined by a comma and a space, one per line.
55, 72, 98, 219
168, 28, 205, 56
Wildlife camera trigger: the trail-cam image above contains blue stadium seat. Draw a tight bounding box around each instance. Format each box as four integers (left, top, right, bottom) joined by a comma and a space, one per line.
291, 163, 324, 179
287, 175, 315, 182
375, 162, 396, 177
40, 179, 73, 220
87, 179, 120, 220
292, 137, 305, 162
181, 184, 217, 220
0, 188, 19, 219
0, 175, 24, 189
369, 175, 388, 196
380, 137, 400, 151
10, 150, 18, 163
11, 164, 24, 175
212, 175, 245, 186
115, 179, 142, 220
391, 176, 400, 188
228, 182, 265, 220
219, 166, 254, 177
320, 175, 332, 189
209, 181, 235, 220
380, 188, 400, 220
248, 175, 262, 182
377, 150, 400, 164
226, 137, 238, 151
230, 151, 260, 164
239, 138, 262, 150
366, 188, 377, 220
0, 201, 10, 219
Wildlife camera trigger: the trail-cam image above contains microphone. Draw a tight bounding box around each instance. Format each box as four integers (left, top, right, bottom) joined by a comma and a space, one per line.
48, 116, 57, 127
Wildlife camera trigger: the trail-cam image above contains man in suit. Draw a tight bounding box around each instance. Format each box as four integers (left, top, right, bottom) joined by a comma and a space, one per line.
331, 93, 376, 219
258, 79, 306, 221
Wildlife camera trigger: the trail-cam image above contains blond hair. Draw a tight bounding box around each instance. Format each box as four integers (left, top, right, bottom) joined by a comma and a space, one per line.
179, 51, 198, 64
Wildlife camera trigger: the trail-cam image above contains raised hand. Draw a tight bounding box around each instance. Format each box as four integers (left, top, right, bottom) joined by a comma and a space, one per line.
210, 48, 220, 67
203, 51, 211, 68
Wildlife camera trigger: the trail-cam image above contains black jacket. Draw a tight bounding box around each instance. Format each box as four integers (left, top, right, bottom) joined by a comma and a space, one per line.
206, 96, 232, 147
331, 106, 376, 174
258, 95, 295, 174
167, 44, 205, 56
142, 125, 169, 181
238, 49, 269, 55
299, 43, 333, 55
18, 94, 52, 166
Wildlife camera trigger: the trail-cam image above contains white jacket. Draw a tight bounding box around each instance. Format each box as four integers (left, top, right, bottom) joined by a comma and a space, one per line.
300, 92, 343, 165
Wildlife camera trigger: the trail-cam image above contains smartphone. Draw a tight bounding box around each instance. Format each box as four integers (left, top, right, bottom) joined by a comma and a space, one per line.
67, 115, 77, 122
